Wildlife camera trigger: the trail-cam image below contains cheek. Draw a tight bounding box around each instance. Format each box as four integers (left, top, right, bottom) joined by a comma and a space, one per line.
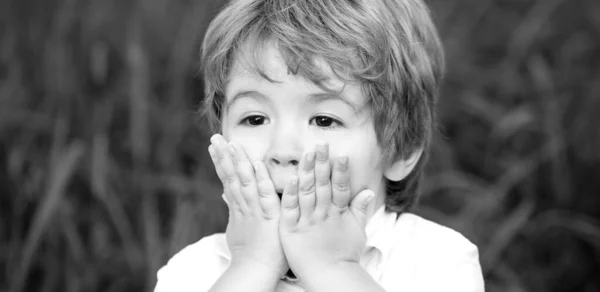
347, 150, 383, 187
222, 114, 264, 160
225, 130, 269, 162
330, 134, 383, 192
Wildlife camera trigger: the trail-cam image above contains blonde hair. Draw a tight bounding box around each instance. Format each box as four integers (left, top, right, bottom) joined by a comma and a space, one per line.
201, 0, 444, 213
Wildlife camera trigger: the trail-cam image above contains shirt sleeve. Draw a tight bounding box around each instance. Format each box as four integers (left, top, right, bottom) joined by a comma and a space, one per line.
381, 215, 485, 292
415, 238, 485, 292
154, 234, 230, 292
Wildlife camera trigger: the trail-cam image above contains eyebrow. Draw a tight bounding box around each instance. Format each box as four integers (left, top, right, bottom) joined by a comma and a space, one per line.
307, 92, 361, 114
226, 90, 267, 111
226, 90, 361, 114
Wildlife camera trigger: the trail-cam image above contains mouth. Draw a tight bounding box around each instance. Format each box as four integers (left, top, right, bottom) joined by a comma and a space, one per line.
275, 188, 284, 200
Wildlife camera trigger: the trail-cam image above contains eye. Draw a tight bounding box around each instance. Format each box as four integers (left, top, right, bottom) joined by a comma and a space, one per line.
310, 115, 343, 129
240, 115, 268, 126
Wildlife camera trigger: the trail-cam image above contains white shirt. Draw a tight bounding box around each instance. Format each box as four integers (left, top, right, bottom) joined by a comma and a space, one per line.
154, 205, 485, 291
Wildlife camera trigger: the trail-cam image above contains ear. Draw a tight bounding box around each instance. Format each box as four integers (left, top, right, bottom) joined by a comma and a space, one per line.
383, 148, 423, 181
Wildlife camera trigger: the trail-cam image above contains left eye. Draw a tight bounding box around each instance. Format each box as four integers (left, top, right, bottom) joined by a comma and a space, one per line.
310, 116, 342, 128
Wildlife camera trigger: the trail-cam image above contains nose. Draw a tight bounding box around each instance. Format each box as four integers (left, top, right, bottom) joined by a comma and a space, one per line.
266, 123, 303, 168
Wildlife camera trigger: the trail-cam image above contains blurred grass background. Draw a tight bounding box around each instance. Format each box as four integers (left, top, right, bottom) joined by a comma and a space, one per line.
1, 0, 599, 291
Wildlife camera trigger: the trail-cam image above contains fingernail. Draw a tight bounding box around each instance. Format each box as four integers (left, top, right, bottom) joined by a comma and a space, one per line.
208, 145, 215, 157
306, 151, 315, 162
316, 141, 328, 160
316, 141, 327, 150
210, 134, 219, 144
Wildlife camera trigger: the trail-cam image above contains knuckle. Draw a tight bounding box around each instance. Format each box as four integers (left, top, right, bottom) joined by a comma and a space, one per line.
316, 153, 328, 162
315, 177, 330, 187
307, 217, 319, 225
315, 157, 329, 164
257, 187, 271, 198
298, 190, 314, 197
226, 175, 237, 185
283, 203, 298, 210
217, 150, 227, 161
315, 210, 328, 220
333, 181, 349, 193
334, 205, 349, 213
229, 203, 243, 214
299, 181, 314, 193
261, 212, 277, 220
258, 190, 270, 198
255, 174, 269, 185
301, 167, 314, 175
336, 162, 348, 171
358, 205, 369, 214
239, 177, 253, 188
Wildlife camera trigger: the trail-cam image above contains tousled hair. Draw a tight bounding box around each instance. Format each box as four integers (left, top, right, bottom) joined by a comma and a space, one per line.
200, 0, 444, 213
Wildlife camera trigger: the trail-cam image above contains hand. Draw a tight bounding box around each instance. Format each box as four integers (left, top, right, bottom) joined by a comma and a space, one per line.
208, 134, 289, 278
278, 142, 375, 279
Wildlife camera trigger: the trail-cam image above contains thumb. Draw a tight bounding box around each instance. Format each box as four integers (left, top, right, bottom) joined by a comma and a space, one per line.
349, 189, 375, 228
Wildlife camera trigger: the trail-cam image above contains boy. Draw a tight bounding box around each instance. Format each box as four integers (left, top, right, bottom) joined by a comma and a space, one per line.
155, 0, 484, 291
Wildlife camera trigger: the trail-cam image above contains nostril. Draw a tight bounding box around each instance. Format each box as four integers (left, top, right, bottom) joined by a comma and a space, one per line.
271, 158, 298, 166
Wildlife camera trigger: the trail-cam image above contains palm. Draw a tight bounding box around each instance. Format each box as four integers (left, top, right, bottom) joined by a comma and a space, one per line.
281, 210, 367, 273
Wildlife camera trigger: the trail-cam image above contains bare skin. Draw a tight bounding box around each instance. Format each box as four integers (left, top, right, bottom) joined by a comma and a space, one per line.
208, 134, 385, 292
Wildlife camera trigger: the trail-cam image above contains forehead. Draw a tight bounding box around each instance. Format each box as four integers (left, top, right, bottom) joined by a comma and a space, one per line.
226, 42, 353, 97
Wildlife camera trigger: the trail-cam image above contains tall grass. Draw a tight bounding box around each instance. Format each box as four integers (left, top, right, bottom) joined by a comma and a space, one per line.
1, 0, 599, 291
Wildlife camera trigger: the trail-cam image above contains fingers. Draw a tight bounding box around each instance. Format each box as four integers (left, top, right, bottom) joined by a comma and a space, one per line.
297, 150, 316, 221
229, 142, 260, 210
210, 134, 354, 226
209, 134, 281, 220
253, 160, 281, 219
313, 142, 332, 218
208, 145, 226, 189
209, 135, 252, 214
281, 175, 299, 226
331, 154, 351, 210
208, 138, 247, 214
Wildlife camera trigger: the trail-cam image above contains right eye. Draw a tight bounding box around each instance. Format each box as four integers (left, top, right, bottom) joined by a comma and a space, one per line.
240, 115, 268, 126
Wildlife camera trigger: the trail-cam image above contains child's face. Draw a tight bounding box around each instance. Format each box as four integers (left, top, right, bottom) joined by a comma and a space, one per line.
221, 44, 387, 208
